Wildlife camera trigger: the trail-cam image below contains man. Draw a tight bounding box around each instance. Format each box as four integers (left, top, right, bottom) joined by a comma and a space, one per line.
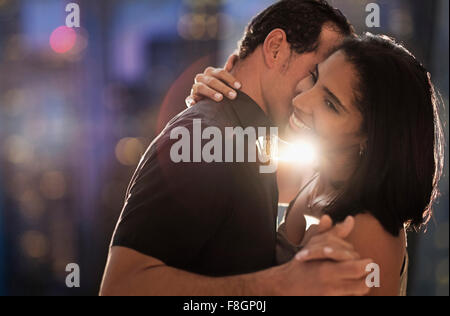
101, 0, 371, 296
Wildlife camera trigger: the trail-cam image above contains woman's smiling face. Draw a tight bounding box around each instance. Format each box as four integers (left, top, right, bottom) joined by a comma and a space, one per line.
288, 50, 366, 155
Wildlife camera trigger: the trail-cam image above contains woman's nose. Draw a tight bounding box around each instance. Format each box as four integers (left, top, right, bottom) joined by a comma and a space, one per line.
292, 93, 313, 114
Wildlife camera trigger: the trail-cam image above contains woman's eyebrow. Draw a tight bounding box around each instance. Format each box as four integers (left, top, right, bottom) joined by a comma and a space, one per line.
316, 64, 349, 113
323, 85, 349, 113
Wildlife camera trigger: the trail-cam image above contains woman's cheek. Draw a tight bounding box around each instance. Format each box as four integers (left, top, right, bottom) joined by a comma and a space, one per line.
314, 113, 336, 138
314, 120, 346, 150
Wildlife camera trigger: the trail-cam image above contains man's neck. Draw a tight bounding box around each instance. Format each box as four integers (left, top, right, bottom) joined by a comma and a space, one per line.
230, 52, 268, 115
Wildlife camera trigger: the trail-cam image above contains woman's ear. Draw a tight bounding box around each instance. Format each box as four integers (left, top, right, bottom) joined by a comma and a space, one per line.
359, 139, 368, 156
263, 29, 288, 68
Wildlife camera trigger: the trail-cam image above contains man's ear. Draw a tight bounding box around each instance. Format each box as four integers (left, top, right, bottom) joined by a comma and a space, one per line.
263, 29, 289, 68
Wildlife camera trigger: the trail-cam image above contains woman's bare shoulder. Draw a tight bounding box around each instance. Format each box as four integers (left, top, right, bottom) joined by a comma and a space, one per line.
347, 213, 405, 253
346, 213, 406, 296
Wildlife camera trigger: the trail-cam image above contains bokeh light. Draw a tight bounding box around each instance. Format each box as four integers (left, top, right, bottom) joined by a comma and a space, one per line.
0, 0, 446, 297
49, 26, 77, 54
21, 231, 49, 259
39, 171, 67, 200
3, 135, 34, 165
115, 138, 145, 166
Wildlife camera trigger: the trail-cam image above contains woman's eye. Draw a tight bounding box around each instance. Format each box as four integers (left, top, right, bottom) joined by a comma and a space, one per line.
325, 100, 339, 113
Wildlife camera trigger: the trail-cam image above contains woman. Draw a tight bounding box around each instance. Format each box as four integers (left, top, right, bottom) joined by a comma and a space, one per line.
185, 34, 444, 296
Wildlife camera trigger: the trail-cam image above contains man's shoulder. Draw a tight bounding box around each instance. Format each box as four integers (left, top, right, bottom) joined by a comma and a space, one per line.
145, 99, 240, 173
166, 99, 239, 131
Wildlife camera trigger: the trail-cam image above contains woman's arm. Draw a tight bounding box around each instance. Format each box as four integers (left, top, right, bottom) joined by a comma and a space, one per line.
283, 201, 307, 246
284, 210, 405, 296
345, 214, 405, 296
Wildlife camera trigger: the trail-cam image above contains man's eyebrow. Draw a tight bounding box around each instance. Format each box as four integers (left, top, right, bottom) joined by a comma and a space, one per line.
323, 86, 349, 113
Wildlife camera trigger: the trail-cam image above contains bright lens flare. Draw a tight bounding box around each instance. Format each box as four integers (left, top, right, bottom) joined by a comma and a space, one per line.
276, 139, 318, 165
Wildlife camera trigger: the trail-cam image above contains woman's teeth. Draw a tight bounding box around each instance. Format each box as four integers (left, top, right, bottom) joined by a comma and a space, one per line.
291, 114, 311, 131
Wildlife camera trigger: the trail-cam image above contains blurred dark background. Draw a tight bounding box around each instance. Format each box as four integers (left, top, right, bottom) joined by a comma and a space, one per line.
0, 0, 448, 296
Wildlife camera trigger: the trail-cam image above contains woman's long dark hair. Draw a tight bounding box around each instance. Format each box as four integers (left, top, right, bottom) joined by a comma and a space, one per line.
324, 33, 444, 236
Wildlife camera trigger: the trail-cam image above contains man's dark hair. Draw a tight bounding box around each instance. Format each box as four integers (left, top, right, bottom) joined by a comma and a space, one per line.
238, 0, 355, 59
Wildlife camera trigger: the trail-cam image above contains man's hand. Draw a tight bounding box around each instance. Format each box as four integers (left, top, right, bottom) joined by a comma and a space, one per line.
101, 245, 370, 296
102, 216, 370, 296
273, 215, 372, 296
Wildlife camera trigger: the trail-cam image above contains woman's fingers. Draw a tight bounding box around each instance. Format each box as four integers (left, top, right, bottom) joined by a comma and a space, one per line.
185, 96, 196, 108
185, 93, 204, 108
330, 216, 355, 239
317, 215, 334, 233
191, 82, 224, 103
295, 243, 361, 263
195, 74, 239, 100
185, 80, 224, 108
296, 229, 358, 263
186, 63, 241, 108
224, 54, 239, 72
204, 67, 241, 90
299, 224, 320, 248
308, 231, 356, 251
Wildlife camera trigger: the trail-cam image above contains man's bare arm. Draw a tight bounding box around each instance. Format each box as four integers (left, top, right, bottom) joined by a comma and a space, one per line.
100, 217, 373, 296
100, 246, 277, 296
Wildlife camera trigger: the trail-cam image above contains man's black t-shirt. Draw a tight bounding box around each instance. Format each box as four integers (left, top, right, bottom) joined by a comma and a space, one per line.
111, 92, 279, 277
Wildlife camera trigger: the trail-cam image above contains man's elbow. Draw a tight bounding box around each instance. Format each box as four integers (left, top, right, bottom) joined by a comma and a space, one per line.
100, 247, 166, 296
99, 283, 120, 296
99, 270, 130, 296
